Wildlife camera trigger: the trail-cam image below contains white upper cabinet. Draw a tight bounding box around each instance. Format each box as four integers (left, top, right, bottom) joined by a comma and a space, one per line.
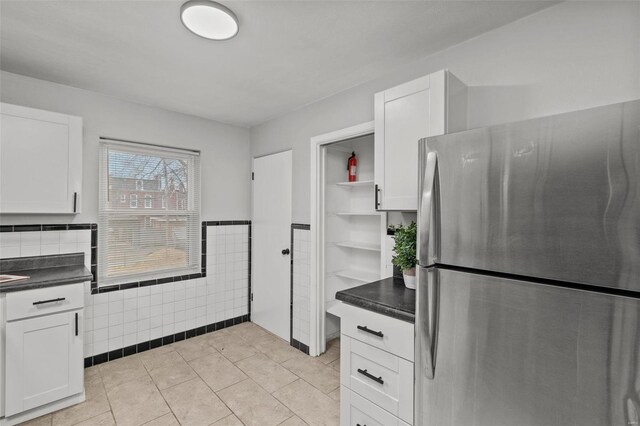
0, 103, 83, 214
374, 70, 466, 211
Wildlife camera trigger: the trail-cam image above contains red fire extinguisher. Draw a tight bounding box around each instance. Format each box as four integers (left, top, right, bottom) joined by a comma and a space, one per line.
347, 152, 357, 182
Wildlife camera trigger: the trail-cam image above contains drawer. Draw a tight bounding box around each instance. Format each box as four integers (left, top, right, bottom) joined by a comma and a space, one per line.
341, 386, 411, 426
341, 335, 413, 424
6, 283, 84, 321
341, 303, 414, 361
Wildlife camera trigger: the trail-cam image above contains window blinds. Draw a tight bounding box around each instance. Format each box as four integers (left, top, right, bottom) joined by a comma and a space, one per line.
98, 139, 201, 286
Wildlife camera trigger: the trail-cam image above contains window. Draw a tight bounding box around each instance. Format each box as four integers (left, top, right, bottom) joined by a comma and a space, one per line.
99, 140, 201, 286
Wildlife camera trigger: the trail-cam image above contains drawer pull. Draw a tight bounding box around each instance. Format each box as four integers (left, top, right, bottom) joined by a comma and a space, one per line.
357, 424, 366, 426
357, 325, 383, 338
357, 368, 384, 385
33, 297, 66, 306
75, 312, 79, 336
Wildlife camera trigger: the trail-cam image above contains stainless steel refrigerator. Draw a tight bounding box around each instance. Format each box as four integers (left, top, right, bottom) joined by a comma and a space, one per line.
416, 100, 640, 426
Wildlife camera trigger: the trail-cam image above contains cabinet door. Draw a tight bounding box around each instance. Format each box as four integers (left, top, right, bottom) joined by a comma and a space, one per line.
340, 386, 411, 426
0, 103, 82, 214
5, 310, 83, 416
374, 72, 447, 211
341, 336, 414, 423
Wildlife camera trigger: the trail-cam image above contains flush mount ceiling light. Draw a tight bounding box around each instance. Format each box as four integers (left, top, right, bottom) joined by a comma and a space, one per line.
180, 0, 239, 40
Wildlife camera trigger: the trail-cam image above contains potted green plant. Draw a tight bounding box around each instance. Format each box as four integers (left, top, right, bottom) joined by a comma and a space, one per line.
390, 221, 417, 289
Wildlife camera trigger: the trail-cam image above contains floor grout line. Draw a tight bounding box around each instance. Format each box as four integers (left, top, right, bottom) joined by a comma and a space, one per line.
203, 326, 313, 423
163, 343, 229, 426
25, 323, 335, 426
179, 341, 249, 425
90, 370, 116, 426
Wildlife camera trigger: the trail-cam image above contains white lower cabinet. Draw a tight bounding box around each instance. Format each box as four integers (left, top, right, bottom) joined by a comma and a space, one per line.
342, 336, 413, 423
341, 386, 411, 426
5, 310, 83, 416
340, 304, 414, 426
341, 303, 414, 362
0, 283, 85, 425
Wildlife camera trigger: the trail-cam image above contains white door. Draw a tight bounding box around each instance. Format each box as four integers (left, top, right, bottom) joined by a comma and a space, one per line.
252, 151, 292, 341
5, 310, 84, 416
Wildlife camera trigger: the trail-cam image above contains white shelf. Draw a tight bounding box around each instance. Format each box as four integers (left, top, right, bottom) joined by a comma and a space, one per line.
335, 180, 374, 187
326, 300, 343, 317
335, 241, 381, 251
334, 269, 380, 283
333, 211, 380, 217
327, 144, 355, 153
320, 133, 384, 342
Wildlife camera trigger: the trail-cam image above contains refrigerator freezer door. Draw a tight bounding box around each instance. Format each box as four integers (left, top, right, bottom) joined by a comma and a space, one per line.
415, 267, 640, 426
423, 100, 640, 292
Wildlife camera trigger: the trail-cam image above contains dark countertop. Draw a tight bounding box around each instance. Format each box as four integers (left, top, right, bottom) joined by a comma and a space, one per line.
336, 276, 415, 323
0, 253, 93, 293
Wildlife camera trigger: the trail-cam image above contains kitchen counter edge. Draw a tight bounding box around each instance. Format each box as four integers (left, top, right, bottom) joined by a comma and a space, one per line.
335, 276, 415, 324
0, 264, 92, 293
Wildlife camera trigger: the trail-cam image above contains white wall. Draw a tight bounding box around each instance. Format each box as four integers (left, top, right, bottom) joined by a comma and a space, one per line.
250, 1, 640, 224
1, 71, 252, 224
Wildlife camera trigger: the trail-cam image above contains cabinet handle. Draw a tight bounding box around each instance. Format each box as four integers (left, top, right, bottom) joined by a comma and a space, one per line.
357, 368, 384, 385
357, 325, 383, 338
356, 424, 366, 426
374, 184, 381, 210
75, 312, 79, 336
73, 192, 78, 212
33, 297, 66, 306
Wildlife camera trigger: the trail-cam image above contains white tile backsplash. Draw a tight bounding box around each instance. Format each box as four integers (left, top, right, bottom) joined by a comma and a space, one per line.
0, 232, 21, 246
41, 231, 61, 245
2, 223, 251, 359
41, 244, 61, 255
1, 229, 92, 270
59, 230, 78, 244
0, 246, 21, 258
20, 231, 41, 246
20, 245, 41, 256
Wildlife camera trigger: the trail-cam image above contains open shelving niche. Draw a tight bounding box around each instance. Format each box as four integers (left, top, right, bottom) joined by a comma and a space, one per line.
323, 133, 387, 341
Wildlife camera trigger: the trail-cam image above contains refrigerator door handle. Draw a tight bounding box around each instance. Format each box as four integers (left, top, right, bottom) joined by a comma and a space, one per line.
418, 151, 439, 266
417, 267, 440, 380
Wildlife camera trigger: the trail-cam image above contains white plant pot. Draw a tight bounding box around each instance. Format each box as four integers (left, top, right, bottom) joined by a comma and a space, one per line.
403, 270, 416, 290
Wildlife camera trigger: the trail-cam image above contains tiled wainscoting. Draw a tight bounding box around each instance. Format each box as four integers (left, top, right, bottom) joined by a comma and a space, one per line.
0, 221, 251, 367
0, 224, 97, 288
290, 224, 310, 354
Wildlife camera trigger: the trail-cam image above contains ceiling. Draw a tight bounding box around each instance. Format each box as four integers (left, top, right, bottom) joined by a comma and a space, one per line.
0, 1, 553, 127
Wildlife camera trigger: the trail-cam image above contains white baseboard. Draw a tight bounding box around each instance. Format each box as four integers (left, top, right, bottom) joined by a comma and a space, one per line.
0, 391, 85, 426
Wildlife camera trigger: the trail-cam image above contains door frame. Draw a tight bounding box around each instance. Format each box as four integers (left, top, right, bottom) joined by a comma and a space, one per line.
310, 121, 374, 356
251, 149, 293, 340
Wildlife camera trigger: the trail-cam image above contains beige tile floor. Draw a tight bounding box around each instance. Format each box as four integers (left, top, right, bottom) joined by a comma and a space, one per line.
21, 323, 341, 426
